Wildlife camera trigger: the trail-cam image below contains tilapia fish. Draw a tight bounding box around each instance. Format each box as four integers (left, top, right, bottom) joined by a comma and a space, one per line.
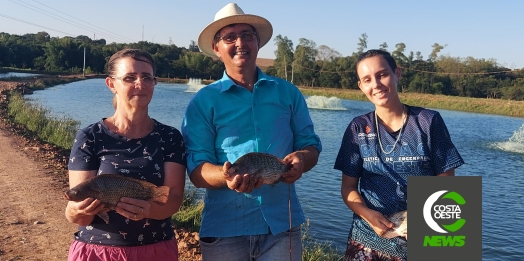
64, 174, 170, 223
226, 152, 292, 185
382, 210, 407, 239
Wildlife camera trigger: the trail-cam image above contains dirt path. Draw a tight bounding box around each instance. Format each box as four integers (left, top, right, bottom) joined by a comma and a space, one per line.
0, 120, 75, 260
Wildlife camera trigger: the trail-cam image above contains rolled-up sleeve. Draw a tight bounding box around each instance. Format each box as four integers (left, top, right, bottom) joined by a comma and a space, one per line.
181, 94, 217, 175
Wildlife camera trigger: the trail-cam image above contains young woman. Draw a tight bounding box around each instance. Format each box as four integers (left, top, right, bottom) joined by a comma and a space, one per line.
334, 49, 464, 261
64, 49, 186, 261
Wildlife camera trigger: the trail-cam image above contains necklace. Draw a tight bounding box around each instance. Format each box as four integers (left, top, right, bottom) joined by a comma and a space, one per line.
375, 104, 406, 154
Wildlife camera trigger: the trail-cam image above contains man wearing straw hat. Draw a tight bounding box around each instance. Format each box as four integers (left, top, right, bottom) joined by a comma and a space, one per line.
181, 3, 321, 260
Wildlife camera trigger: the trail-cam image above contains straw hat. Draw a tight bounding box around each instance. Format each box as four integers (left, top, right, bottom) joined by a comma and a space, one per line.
197, 3, 273, 57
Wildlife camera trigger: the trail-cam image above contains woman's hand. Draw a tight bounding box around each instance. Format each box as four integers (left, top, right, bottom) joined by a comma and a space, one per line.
115, 197, 151, 221
65, 197, 105, 226
361, 209, 395, 237
68, 197, 105, 216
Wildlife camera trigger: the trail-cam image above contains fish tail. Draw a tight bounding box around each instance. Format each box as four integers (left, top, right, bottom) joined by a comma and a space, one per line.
97, 211, 110, 224
151, 186, 170, 203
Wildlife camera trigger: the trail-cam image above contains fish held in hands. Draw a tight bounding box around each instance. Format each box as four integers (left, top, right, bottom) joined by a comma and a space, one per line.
382, 210, 407, 239
226, 152, 292, 185
64, 174, 170, 223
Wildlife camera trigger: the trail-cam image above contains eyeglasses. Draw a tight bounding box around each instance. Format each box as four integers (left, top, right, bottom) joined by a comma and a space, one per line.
216, 31, 257, 44
112, 75, 157, 86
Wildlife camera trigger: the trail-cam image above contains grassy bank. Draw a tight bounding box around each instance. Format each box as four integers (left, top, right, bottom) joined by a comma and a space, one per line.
300, 87, 524, 118
7, 92, 79, 148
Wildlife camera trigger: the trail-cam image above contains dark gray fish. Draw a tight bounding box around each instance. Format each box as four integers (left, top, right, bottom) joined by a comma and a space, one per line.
226, 152, 292, 185
382, 210, 407, 239
64, 174, 170, 223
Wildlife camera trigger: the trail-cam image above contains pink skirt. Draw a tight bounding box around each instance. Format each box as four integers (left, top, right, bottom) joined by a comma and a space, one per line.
68, 239, 179, 261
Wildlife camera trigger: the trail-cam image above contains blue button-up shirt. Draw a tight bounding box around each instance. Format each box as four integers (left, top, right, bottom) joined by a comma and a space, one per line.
182, 68, 322, 238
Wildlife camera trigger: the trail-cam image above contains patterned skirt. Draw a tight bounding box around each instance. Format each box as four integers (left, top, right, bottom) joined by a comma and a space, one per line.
344, 240, 406, 261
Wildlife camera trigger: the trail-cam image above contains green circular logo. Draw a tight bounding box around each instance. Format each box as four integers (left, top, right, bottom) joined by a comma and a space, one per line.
423, 190, 466, 233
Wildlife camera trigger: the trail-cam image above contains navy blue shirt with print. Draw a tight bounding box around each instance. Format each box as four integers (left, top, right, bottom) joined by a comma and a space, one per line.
334, 106, 464, 259
68, 119, 186, 246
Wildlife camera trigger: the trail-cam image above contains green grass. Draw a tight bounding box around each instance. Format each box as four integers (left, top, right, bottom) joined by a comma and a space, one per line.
301, 219, 344, 261
6, 91, 79, 149
172, 187, 204, 232
300, 87, 524, 118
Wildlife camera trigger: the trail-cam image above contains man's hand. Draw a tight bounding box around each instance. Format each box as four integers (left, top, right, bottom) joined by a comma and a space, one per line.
281, 151, 304, 184
223, 161, 264, 193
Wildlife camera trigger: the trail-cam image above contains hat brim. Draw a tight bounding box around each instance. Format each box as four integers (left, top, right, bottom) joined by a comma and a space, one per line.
198, 14, 273, 57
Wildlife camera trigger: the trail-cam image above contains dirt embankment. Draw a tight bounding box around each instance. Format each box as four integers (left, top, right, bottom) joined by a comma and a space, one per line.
0, 79, 202, 261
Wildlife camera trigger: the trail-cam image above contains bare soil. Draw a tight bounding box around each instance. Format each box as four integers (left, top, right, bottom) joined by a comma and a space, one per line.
256, 58, 274, 71
0, 80, 201, 261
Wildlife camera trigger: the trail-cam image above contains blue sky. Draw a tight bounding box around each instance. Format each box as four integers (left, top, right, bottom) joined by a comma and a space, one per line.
1, 0, 523, 68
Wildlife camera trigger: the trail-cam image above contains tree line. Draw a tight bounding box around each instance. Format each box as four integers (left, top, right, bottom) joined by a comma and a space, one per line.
268, 33, 524, 101
0, 31, 225, 80
1, 31, 523, 101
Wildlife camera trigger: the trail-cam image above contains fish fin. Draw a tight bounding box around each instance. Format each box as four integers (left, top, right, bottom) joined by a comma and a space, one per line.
151, 186, 170, 203
97, 211, 110, 224
270, 176, 283, 185
284, 163, 292, 172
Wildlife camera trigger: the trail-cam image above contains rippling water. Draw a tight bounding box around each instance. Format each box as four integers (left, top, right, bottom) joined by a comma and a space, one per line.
28, 79, 524, 259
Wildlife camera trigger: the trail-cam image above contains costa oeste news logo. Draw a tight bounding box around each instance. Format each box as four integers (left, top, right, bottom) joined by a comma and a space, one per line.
423, 190, 466, 247
409, 176, 481, 261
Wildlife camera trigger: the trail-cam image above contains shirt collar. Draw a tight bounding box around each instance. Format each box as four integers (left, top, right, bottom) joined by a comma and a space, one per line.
219, 67, 276, 92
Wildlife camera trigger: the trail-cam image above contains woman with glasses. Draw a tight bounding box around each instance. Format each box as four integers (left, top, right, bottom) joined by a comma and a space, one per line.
64, 49, 186, 261
334, 49, 464, 261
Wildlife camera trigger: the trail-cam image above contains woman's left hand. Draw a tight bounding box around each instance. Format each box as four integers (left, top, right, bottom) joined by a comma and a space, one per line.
115, 197, 151, 221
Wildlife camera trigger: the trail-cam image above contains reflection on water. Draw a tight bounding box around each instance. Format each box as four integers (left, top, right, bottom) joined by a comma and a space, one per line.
306, 95, 347, 110
492, 123, 524, 154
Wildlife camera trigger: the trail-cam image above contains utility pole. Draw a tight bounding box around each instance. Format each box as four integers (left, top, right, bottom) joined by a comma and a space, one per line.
142, 25, 144, 41
83, 47, 86, 77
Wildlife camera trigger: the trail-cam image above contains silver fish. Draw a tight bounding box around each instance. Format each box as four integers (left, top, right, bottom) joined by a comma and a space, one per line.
382, 210, 407, 239
226, 152, 292, 185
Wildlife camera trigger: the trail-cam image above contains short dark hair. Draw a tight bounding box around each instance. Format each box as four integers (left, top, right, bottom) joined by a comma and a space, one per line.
106, 49, 156, 76
356, 49, 397, 79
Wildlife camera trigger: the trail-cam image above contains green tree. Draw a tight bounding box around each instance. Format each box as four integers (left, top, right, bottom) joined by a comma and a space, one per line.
356, 33, 368, 55
293, 38, 317, 86
392, 43, 408, 66
273, 35, 294, 81
315, 45, 341, 87
335, 56, 357, 89
429, 43, 446, 62
379, 42, 388, 51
